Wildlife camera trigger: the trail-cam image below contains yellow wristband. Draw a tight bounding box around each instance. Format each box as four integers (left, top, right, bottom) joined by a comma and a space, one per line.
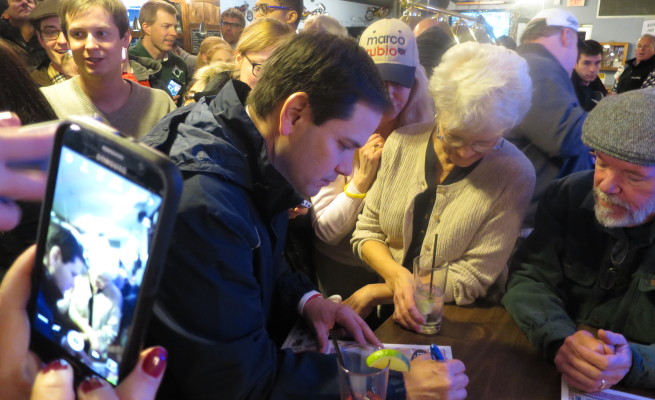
344, 182, 366, 199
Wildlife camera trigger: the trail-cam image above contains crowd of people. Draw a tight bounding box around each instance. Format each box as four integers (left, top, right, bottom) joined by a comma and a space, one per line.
0, 0, 655, 398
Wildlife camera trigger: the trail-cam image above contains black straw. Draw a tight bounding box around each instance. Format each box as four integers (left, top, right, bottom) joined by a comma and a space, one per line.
331, 330, 356, 400
429, 233, 439, 297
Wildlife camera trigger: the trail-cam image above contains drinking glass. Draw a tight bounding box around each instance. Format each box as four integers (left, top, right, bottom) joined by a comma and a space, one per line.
413, 254, 448, 335
337, 344, 388, 400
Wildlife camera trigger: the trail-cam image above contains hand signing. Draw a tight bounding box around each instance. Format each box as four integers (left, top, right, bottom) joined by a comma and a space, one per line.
302, 296, 382, 353
404, 356, 468, 400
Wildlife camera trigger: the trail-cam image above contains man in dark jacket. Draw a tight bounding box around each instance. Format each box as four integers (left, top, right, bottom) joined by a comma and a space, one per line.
615, 34, 655, 94
571, 39, 607, 112
506, 8, 591, 229
504, 88, 655, 393
142, 32, 469, 400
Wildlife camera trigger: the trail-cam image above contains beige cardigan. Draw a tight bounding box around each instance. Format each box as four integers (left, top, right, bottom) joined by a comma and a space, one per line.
352, 121, 536, 305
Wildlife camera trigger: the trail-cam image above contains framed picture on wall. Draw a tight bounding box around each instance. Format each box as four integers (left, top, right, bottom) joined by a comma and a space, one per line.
578, 24, 592, 40
600, 42, 629, 71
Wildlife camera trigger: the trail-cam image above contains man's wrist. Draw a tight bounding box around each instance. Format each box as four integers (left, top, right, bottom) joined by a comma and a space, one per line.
298, 291, 322, 315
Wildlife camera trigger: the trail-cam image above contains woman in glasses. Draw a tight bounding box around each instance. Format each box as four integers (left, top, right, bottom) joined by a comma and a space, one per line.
186, 18, 294, 104
348, 42, 536, 332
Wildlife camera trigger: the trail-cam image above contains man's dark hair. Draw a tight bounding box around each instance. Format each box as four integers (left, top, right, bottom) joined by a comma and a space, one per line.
278, 0, 302, 28
416, 26, 454, 79
248, 32, 390, 126
221, 7, 245, 27
578, 39, 603, 59
47, 224, 85, 264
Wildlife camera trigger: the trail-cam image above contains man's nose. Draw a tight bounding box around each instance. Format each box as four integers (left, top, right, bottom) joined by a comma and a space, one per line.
597, 172, 621, 195
336, 155, 353, 177
456, 145, 477, 160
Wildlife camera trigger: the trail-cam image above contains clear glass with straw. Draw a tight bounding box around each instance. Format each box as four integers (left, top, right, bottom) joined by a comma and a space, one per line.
412, 234, 448, 334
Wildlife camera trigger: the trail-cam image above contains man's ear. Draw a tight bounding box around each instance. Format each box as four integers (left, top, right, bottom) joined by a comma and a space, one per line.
141, 21, 151, 37
561, 28, 576, 48
278, 92, 309, 137
121, 30, 132, 48
286, 10, 298, 25
48, 246, 62, 269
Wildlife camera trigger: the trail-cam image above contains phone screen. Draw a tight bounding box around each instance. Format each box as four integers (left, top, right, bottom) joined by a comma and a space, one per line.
31, 126, 165, 385
167, 79, 182, 96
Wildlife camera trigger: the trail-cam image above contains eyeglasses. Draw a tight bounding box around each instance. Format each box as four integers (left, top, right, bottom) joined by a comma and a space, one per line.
221, 21, 243, 29
435, 126, 504, 153
252, 4, 291, 16
40, 28, 63, 40
244, 54, 263, 77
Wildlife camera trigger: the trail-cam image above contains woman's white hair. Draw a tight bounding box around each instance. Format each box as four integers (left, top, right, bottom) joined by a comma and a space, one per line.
430, 42, 532, 139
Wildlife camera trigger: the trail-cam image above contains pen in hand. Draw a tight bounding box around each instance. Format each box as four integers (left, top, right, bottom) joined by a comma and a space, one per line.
430, 344, 445, 361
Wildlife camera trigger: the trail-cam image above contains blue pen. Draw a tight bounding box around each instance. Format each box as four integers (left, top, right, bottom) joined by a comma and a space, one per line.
430, 344, 445, 361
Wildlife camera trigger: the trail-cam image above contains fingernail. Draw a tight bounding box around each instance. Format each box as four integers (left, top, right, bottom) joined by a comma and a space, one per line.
142, 347, 167, 378
41, 359, 69, 374
79, 376, 106, 393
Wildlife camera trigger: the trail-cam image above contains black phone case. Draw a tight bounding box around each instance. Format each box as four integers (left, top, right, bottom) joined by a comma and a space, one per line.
27, 116, 182, 385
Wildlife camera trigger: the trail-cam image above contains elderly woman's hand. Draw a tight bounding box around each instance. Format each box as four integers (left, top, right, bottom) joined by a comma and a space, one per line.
389, 269, 426, 332
351, 134, 385, 194
404, 356, 469, 400
0, 246, 167, 400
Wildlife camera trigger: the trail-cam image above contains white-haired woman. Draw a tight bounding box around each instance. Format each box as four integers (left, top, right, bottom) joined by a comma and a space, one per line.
348, 42, 536, 332
310, 19, 434, 302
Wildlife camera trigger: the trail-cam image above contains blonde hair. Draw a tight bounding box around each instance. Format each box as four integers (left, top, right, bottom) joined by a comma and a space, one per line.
235, 17, 294, 54
196, 36, 232, 69
393, 27, 435, 127
431, 42, 532, 139
396, 63, 435, 127
233, 17, 295, 79
303, 15, 348, 37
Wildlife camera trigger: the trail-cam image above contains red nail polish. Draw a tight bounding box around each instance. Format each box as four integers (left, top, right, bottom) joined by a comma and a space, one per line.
41, 359, 69, 374
142, 347, 167, 378
80, 376, 105, 393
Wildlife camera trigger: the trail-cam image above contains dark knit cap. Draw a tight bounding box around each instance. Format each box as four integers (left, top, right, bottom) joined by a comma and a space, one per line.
582, 87, 655, 166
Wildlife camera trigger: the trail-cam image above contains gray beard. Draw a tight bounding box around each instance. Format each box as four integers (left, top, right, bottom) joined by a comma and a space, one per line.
593, 186, 655, 228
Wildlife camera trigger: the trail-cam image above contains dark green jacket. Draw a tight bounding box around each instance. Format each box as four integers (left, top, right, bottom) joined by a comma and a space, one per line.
128, 39, 189, 105
503, 170, 655, 389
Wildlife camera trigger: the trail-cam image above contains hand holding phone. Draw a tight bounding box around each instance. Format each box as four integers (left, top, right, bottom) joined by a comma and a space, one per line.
0, 246, 167, 400
28, 117, 181, 386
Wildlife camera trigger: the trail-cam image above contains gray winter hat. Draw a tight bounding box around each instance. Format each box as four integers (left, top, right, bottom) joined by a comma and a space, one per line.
582, 87, 655, 166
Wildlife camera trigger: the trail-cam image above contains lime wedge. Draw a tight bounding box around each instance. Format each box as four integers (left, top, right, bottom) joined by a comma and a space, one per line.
366, 349, 411, 372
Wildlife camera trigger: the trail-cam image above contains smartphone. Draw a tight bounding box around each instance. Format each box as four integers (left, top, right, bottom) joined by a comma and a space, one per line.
167, 79, 182, 97
28, 116, 182, 385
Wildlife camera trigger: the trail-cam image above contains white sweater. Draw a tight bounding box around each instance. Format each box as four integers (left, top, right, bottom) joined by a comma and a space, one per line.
41, 76, 176, 139
352, 121, 536, 305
